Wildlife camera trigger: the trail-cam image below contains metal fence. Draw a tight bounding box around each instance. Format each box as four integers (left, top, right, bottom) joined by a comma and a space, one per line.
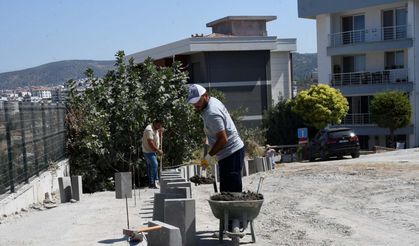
0, 101, 66, 196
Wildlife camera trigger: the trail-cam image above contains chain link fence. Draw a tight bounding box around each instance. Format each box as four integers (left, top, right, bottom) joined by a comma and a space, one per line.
0, 101, 66, 196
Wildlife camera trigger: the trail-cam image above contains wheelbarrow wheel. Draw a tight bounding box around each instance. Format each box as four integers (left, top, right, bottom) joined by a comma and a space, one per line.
232, 226, 240, 246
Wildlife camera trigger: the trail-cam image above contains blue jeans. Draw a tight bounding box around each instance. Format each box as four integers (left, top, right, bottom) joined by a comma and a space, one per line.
144, 152, 159, 186
218, 147, 244, 192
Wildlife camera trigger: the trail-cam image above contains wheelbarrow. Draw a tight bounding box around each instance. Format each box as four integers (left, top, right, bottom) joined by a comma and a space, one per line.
208, 195, 264, 245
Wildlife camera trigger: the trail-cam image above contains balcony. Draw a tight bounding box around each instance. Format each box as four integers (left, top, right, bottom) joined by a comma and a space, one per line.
342, 113, 371, 125
330, 68, 408, 86
329, 25, 411, 47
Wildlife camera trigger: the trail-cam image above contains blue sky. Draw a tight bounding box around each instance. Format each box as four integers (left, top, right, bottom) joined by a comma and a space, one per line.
0, 0, 316, 73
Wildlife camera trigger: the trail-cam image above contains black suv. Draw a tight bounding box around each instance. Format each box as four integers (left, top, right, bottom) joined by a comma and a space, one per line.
309, 127, 360, 161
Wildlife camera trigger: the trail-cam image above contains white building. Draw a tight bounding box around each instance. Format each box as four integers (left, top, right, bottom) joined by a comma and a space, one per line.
128, 16, 296, 127
298, 0, 418, 149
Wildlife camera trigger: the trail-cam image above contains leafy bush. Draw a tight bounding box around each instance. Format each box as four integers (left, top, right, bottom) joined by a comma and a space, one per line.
66, 51, 202, 192
292, 84, 349, 130
370, 91, 412, 147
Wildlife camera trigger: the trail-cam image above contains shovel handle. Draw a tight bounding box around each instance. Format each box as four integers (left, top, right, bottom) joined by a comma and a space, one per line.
138, 225, 163, 232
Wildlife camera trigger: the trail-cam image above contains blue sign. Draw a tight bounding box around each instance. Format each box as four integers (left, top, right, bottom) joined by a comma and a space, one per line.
298, 128, 308, 139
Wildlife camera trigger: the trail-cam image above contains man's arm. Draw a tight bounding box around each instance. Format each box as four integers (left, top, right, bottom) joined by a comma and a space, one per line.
208, 130, 227, 156
147, 138, 163, 155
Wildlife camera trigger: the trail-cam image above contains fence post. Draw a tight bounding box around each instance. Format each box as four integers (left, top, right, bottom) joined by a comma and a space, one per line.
18, 102, 29, 183
41, 103, 48, 167
4, 101, 15, 193
57, 103, 64, 159
31, 102, 40, 176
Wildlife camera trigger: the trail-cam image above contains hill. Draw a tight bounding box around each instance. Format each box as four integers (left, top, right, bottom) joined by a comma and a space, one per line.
292, 52, 317, 81
0, 60, 114, 89
0, 53, 318, 89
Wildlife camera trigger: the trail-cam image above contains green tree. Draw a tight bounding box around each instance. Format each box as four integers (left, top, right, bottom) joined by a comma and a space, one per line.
292, 84, 349, 130
370, 91, 412, 147
263, 98, 311, 145
66, 51, 202, 192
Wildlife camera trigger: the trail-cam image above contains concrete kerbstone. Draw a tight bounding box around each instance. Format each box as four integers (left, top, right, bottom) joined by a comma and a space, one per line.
58, 177, 72, 203
115, 172, 132, 199
70, 176, 82, 201
153, 193, 184, 221
147, 220, 182, 246
166, 182, 192, 198
242, 160, 249, 177
160, 178, 185, 193
166, 187, 191, 199
164, 198, 196, 246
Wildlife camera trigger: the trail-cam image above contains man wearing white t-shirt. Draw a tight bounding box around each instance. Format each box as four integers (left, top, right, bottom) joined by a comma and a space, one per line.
142, 119, 164, 189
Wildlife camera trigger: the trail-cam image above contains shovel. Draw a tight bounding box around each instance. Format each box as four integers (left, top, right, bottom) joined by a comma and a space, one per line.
123, 225, 163, 242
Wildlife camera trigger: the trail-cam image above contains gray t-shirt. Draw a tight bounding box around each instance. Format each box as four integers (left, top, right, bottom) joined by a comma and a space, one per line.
201, 97, 244, 160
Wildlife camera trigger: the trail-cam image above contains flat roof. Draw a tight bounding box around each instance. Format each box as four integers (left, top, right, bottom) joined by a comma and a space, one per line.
206, 16, 277, 27
127, 36, 296, 64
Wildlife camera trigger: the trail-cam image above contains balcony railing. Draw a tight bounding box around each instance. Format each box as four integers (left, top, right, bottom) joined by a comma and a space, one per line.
330, 68, 408, 86
342, 113, 371, 125
329, 25, 411, 47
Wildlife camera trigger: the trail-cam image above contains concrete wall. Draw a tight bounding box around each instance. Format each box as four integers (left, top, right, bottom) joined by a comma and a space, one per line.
0, 159, 69, 216
204, 50, 271, 126
409, 0, 419, 147
298, 0, 403, 18
271, 51, 292, 102
317, 14, 333, 84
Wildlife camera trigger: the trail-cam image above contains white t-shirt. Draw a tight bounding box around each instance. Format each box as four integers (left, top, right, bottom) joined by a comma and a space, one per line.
142, 124, 160, 153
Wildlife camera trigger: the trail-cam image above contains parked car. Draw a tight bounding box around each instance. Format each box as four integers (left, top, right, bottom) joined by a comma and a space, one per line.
309, 127, 360, 161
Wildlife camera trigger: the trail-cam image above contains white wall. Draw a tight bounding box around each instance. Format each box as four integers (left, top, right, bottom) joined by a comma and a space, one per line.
270, 51, 291, 102
0, 159, 70, 216
366, 52, 385, 71
317, 14, 332, 84
409, 0, 419, 147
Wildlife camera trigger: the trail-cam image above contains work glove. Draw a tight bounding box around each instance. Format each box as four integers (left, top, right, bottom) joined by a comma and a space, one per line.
200, 154, 210, 169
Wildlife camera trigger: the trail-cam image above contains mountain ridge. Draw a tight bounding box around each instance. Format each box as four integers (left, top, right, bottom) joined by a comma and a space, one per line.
0, 53, 317, 89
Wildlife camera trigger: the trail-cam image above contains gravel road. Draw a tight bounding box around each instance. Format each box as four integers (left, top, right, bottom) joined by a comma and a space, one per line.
1, 149, 419, 245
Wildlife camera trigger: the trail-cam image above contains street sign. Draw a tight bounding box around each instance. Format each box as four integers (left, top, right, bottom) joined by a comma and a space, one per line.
298, 128, 308, 144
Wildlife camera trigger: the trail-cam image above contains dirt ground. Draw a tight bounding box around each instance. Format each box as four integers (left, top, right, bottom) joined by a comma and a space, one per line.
1, 149, 419, 245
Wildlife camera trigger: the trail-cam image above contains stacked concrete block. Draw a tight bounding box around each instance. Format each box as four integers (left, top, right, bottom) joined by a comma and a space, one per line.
194, 165, 201, 177
179, 167, 186, 179
147, 220, 182, 246
162, 170, 181, 176
255, 157, 265, 172
115, 172, 132, 199
187, 165, 195, 180
153, 193, 185, 221
70, 176, 82, 201
211, 163, 219, 182
164, 199, 196, 246
58, 177, 72, 203
166, 187, 191, 199
248, 159, 257, 175
265, 156, 273, 170
166, 182, 192, 198
242, 159, 249, 177
160, 178, 185, 193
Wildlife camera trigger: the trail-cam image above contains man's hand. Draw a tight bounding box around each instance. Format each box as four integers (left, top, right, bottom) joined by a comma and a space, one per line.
157, 149, 163, 155
201, 154, 210, 169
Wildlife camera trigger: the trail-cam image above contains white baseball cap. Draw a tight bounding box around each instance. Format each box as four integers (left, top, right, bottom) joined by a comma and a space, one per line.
187, 84, 207, 104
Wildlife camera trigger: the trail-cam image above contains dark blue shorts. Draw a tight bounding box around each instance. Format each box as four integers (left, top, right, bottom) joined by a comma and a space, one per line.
218, 147, 244, 192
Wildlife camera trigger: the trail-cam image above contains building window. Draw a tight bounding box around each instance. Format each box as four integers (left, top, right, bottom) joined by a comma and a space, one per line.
341, 15, 365, 44
385, 51, 404, 69
382, 8, 407, 40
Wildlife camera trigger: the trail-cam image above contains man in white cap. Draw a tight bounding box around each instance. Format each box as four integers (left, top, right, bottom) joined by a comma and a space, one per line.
187, 84, 244, 192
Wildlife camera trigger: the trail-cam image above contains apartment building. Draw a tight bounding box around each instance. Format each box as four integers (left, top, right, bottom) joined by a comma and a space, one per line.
128, 16, 296, 127
298, 0, 418, 149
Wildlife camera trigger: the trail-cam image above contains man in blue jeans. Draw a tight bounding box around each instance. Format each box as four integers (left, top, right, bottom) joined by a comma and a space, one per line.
188, 84, 244, 192
142, 119, 164, 189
